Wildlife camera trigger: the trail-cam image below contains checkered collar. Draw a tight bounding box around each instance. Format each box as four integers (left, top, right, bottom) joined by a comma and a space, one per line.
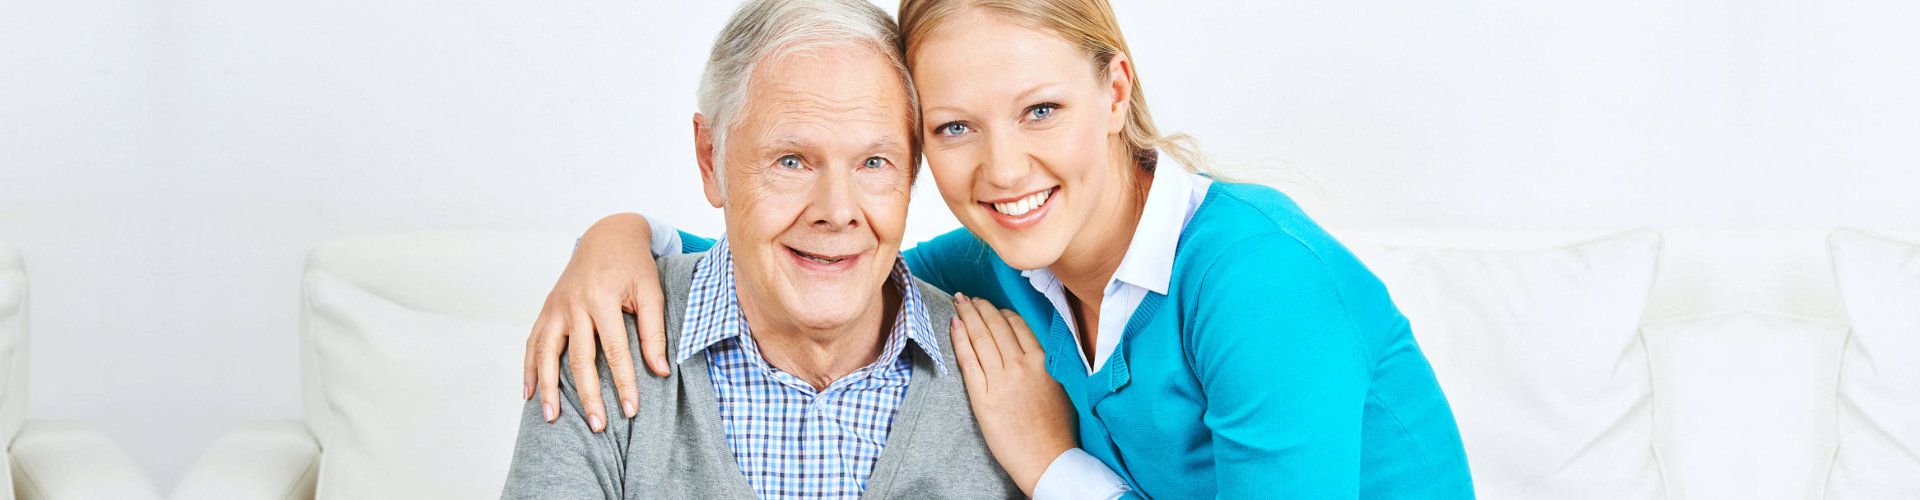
675, 237, 946, 374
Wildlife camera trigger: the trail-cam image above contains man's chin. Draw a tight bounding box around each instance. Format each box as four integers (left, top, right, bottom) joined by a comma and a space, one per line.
781, 289, 883, 330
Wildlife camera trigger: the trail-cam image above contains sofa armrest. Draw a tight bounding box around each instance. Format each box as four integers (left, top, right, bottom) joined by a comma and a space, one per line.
169, 420, 318, 500
10, 420, 162, 500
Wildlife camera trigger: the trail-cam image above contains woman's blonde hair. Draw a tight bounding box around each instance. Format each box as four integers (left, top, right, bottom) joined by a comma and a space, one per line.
897, 0, 1214, 178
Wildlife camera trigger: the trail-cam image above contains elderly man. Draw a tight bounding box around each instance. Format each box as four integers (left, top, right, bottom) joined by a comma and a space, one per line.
500, 0, 1019, 498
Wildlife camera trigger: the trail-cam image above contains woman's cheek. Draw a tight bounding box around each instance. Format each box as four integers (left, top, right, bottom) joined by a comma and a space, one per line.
926, 150, 976, 211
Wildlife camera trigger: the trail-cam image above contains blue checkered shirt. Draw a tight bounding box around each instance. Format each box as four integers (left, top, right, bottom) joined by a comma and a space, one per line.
676, 238, 947, 500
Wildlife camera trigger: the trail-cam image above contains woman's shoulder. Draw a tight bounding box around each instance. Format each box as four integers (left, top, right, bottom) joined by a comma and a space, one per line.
1175, 181, 1391, 300
1178, 182, 1340, 270
1172, 182, 1405, 364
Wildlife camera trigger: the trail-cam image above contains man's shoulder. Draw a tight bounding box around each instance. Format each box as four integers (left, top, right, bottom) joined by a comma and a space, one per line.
910, 276, 954, 318
657, 252, 707, 290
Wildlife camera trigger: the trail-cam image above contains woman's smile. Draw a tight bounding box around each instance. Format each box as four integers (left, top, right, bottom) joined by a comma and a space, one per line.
979, 186, 1059, 230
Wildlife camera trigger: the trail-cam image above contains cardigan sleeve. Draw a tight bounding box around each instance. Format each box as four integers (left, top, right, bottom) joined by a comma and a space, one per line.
1188, 231, 1372, 498
899, 227, 1006, 300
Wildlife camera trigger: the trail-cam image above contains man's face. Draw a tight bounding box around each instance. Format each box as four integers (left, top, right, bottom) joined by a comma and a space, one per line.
697, 44, 915, 333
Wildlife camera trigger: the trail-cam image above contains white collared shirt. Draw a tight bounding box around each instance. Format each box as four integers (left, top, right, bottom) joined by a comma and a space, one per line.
1020, 164, 1212, 375
1029, 164, 1211, 500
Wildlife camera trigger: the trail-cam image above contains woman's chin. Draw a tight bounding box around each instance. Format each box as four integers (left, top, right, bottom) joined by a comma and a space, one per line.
981, 234, 1066, 272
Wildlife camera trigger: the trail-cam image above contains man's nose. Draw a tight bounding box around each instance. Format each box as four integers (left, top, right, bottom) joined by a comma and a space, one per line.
805, 165, 862, 231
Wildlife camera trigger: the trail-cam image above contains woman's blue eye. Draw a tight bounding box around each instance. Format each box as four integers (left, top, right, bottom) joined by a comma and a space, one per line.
1026, 104, 1057, 120
864, 157, 887, 169
778, 156, 802, 169
936, 122, 970, 136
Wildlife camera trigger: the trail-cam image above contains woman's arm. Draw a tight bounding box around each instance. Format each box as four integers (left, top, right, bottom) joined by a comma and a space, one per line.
1189, 231, 1372, 497
524, 213, 670, 433
901, 227, 997, 297
524, 213, 1003, 434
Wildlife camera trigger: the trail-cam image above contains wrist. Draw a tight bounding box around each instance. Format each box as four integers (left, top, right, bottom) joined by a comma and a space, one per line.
1016, 445, 1076, 495
583, 213, 652, 246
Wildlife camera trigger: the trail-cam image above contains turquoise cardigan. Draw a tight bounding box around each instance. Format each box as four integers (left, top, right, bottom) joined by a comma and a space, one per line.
681, 181, 1474, 498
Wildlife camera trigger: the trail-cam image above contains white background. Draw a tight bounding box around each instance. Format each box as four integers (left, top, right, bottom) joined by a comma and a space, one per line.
2, 0, 1915, 490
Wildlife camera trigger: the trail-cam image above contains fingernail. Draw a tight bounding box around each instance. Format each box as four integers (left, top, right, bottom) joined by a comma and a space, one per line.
522, 383, 531, 400
953, 292, 966, 302
589, 414, 605, 431
543, 403, 556, 422
951, 318, 962, 330
623, 400, 636, 417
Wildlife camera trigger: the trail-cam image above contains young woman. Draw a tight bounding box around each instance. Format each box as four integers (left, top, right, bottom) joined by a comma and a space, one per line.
526, 0, 1474, 497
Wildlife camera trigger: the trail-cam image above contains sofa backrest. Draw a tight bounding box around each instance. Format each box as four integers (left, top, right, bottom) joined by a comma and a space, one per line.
0, 243, 30, 442
1335, 227, 1919, 499
292, 227, 1917, 499
0, 242, 28, 500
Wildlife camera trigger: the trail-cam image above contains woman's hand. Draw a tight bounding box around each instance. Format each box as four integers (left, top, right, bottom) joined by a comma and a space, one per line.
950, 293, 1077, 496
523, 213, 670, 433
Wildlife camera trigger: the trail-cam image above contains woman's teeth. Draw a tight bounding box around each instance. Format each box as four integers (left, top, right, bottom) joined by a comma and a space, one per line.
992, 189, 1051, 217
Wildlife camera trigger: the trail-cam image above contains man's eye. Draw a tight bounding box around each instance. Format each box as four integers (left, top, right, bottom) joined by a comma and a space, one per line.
1026, 103, 1058, 120
777, 155, 802, 169
863, 157, 887, 169
936, 122, 970, 136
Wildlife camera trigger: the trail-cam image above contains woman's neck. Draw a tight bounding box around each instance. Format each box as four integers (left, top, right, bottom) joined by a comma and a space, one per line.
1050, 147, 1153, 308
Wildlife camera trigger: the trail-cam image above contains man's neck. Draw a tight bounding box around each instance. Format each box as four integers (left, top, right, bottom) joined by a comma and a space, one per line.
737, 286, 901, 391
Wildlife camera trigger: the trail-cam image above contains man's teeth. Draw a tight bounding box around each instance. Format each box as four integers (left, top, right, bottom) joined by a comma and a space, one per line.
794, 249, 846, 264
992, 189, 1050, 217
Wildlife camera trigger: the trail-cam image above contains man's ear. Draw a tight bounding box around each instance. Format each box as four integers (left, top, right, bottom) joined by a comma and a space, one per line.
693, 112, 725, 208
1104, 53, 1134, 134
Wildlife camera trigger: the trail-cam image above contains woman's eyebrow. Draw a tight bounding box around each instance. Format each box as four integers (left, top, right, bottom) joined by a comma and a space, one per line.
1014, 82, 1068, 103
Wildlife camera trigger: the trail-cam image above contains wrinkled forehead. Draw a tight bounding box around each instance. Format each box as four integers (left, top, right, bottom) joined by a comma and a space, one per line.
732, 45, 916, 154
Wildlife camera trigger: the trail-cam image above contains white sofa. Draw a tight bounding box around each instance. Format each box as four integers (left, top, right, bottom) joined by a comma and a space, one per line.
0, 243, 164, 500
169, 228, 1918, 499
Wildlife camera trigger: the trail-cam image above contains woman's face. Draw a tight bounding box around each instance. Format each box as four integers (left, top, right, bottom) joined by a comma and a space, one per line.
912, 11, 1132, 271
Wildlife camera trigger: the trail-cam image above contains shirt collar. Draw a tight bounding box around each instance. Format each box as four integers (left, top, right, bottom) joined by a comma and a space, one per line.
676, 237, 946, 374
1021, 159, 1207, 296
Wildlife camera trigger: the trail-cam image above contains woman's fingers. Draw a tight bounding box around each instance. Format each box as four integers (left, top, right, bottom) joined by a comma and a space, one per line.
968, 297, 1025, 360
567, 310, 608, 433
534, 316, 566, 423
951, 293, 1005, 374
631, 270, 671, 377
949, 317, 988, 395
1002, 309, 1043, 362
523, 309, 547, 400
588, 298, 639, 419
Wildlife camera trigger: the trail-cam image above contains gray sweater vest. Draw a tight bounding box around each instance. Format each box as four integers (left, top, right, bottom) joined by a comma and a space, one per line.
502, 252, 1022, 499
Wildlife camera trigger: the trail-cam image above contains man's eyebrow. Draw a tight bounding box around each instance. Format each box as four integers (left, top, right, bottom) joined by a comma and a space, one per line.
868, 137, 905, 152
759, 137, 810, 153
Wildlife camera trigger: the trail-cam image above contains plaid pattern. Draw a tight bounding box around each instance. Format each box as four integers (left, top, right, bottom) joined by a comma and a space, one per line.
676, 238, 946, 500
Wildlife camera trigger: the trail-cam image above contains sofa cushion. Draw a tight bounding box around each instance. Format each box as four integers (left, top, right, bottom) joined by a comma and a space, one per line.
1347, 229, 1664, 499
301, 231, 572, 499
1642, 311, 1845, 500
1826, 229, 1920, 498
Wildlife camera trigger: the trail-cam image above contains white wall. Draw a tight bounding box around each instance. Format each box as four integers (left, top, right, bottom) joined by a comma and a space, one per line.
2, 0, 1915, 490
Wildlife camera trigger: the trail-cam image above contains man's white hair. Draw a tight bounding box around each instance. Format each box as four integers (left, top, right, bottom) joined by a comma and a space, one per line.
697, 0, 919, 175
